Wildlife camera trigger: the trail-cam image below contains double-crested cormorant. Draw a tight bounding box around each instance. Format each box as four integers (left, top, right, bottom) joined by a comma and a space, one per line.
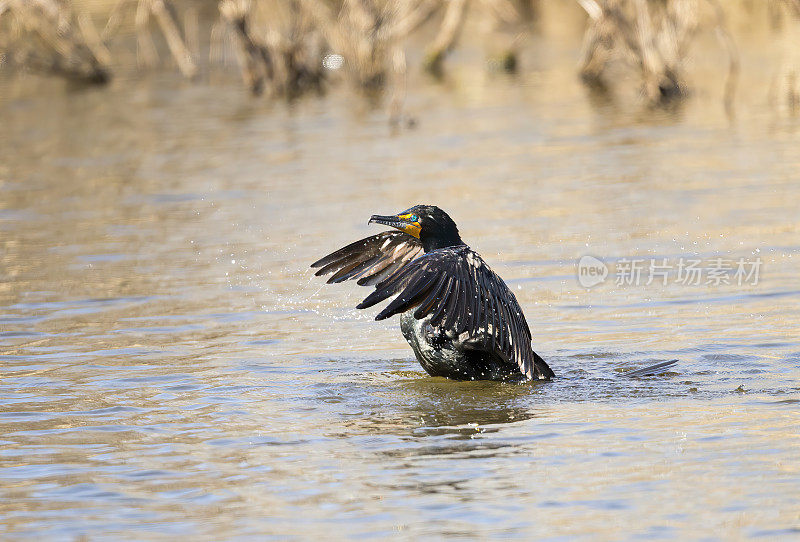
311, 205, 555, 382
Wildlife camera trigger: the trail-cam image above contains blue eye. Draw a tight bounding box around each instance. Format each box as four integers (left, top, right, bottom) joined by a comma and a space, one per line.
411, 215, 418, 222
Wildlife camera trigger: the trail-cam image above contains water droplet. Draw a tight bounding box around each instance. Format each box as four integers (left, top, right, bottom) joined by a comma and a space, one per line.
323, 53, 344, 70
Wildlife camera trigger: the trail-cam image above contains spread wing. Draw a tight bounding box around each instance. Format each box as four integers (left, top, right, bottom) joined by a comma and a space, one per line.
355, 247, 553, 380
310, 231, 424, 286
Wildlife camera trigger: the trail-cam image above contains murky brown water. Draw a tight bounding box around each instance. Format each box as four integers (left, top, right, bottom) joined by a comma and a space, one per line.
2, 21, 800, 539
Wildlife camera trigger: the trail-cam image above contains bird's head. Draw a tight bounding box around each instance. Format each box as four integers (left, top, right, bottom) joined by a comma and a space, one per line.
369, 205, 463, 252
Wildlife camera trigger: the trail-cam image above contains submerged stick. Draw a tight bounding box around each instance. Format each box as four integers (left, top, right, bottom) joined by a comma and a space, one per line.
625, 359, 678, 377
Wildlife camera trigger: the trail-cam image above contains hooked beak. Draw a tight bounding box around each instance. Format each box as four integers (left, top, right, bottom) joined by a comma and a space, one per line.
369, 213, 422, 238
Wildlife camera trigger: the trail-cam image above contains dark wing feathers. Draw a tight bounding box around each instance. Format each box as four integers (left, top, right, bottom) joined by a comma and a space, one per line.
413, 273, 447, 319
427, 275, 452, 328
326, 256, 378, 283
311, 231, 423, 287
438, 273, 455, 330
484, 284, 496, 353
357, 261, 420, 311
375, 268, 439, 320
356, 257, 404, 286
312, 235, 547, 379
456, 264, 470, 334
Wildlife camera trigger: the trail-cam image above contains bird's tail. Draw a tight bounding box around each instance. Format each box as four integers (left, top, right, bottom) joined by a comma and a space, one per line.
534, 351, 556, 380
624, 359, 678, 378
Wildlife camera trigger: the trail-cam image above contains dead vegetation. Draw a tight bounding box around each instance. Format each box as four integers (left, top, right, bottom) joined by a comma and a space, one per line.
0, 0, 111, 84
423, 0, 535, 77
1, 0, 798, 118
213, 0, 441, 121
217, 0, 326, 98
768, 0, 800, 113
302, 0, 439, 90
423, 0, 468, 77
576, 0, 738, 110
103, 0, 198, 78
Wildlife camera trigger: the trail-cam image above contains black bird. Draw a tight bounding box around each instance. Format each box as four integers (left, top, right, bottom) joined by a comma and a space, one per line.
311, 205, 555, 382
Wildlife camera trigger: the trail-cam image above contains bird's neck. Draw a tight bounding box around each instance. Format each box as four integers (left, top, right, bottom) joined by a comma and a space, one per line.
421, 231, 464, 252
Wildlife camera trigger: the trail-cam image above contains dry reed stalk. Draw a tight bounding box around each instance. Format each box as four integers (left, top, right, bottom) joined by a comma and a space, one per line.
707, 0, 738, 117
218, 0, 273, 95
481, 0, 528, 73
103, 0, 197, 79
768, 0, 800, 113
290, 0, 438, 123
218, 0, 326, 98
771, 0, 800, 21
577, 0, 738, 108
422, 0, 530, 77
388, 42, 407, 126
0, 0, 110, 83
423, 0, 468, 78
149, 0, 196, 78
299, 0, 438, 90
514, 0, 539, 22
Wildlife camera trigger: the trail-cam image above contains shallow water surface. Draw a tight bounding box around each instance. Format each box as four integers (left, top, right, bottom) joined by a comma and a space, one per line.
2, 35, 800, 539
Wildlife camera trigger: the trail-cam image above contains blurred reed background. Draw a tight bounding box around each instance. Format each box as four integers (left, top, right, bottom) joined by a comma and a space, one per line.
3, 3, 800, 540
1, 0, 799, 123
